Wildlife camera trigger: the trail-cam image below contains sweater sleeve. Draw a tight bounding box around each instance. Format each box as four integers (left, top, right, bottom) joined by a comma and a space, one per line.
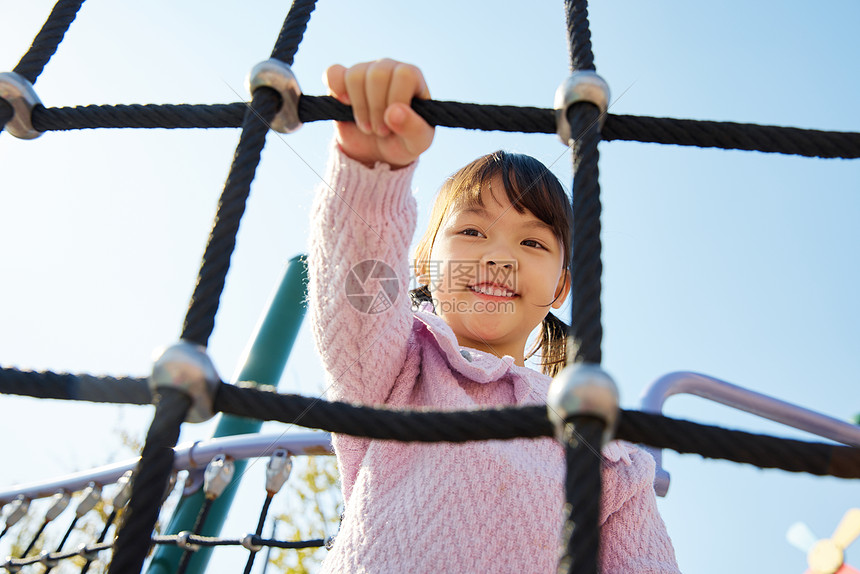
308, 143, 418, 406
600, 442, 680, 573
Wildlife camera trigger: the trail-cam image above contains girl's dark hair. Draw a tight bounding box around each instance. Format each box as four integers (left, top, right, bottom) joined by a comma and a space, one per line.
411, 150, 572, 377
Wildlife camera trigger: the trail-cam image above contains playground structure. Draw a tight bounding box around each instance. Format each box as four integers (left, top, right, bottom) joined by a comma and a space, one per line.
2, 1, 860, 573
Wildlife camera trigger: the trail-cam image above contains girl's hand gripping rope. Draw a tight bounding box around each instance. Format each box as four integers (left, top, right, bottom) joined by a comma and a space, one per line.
325, 59, 435, 169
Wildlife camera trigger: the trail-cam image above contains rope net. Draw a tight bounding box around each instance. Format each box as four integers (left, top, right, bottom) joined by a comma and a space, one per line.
1, 0, 858, 573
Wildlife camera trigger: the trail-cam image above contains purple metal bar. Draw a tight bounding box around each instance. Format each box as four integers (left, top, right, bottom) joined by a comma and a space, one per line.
639, 371, 860, 496
0, 432, 332, 505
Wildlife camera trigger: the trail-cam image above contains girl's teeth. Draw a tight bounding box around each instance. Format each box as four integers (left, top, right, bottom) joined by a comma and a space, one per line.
473, 285, 513, 297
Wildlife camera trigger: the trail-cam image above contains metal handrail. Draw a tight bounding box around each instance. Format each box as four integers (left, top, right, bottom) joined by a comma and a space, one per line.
0, 431, 332, 505
639, 371, 860, 496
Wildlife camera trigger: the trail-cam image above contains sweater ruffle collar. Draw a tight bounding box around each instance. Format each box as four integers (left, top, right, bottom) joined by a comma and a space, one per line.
413, 309, 548, 405
412, 308, 634, 464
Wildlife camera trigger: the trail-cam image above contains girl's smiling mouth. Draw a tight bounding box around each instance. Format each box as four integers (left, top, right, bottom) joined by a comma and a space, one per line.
468, 282, 518, 298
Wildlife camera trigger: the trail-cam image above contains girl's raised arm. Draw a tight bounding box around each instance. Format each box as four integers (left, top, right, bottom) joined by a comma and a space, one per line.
325, 59, 434, 169
308, 60, 434, 406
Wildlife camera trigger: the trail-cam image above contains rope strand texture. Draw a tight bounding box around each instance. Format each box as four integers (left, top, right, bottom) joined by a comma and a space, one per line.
0, 371, 856, 480
107, 389, 190, 574
0, 367, 150, 404
12, 0, 86, 84
269, 0, 317, 65
21, 98, 860, 159
564, 0, 596, 72
558, 417, 604, 574
567, 103, 604, 364
213, 384, 860, 479
179, 89, 278, 346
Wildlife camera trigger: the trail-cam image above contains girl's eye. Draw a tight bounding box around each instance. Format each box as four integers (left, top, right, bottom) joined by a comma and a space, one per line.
460, 228, 484, 237
521, 239, 546, 249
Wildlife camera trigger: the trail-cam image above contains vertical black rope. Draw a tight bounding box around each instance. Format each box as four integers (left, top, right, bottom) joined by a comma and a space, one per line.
107, 389, 190, 574
1, 0, 85, 134
179, 89, 278, 346
243, 494, 274, 574
175, 499, 215, 574
564, 0, 596, 72
179, 0, 317, 346
561, 1, 604, 573
558, 418, 604, 574
80, 509, 118, 574
567, 103, 603, 365
43, 516, 79, 573
269, 0, 317, 65
12, 0, 87, 84
20, 520, 49, 558
563, 0, 602, 364
0, 101, 13, 133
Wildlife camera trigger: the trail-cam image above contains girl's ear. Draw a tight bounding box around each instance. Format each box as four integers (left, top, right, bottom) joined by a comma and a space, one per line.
413, 255, 431, 286
551, 270, 571, 310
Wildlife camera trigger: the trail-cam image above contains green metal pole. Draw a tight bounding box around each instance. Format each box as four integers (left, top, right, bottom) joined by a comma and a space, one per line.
146, 254, 308, 574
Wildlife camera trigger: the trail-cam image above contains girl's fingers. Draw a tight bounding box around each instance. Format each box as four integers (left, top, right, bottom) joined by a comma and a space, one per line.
343, 62, 371, 134
323, 64, 349, 104
365, 59, 397, 137
384, 102, 434, 156
388, 62, 430, 104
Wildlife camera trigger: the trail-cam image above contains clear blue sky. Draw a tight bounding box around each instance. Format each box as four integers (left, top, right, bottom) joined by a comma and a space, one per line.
1, 1, 859, 572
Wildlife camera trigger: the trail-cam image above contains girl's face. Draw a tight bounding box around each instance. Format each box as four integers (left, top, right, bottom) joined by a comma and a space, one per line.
425, 180, 570, 365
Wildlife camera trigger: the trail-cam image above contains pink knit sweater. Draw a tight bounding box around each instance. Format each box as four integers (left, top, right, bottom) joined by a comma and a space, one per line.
309, 146, 680, 573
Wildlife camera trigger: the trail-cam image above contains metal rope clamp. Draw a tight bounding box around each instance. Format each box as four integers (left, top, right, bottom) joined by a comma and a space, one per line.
176, 531, 200, 552
241, 534, 263, 553
247, 58, 302, 134
0, 71, 43, 139
546, 362, 619, 447
553, 71, 610, 146
150, 341, 220, 423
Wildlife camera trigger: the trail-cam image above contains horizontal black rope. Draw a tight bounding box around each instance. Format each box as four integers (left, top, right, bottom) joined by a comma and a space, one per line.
214, 383, 860, 479
0, 367, 150, 404
0, 534, 323, 570
18, 97, 860, 159
154, 533, 325, 550
30, 103, 247, 131
0, 370, 856, 479
616, 410, 860, 478
215, 383, 553, 442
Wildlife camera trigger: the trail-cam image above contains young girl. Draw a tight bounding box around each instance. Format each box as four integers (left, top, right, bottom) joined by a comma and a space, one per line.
308, 58, 679, 573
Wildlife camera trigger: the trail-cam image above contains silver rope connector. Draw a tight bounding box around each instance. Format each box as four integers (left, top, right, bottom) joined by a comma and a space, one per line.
3, 495, 30, 529
546, 363, 619, 447
74, 482, 102, 518
76, 542, 100, 561
38, 551, 57, 568
176, 531, 199, 552
203, 454, 234, 500
44, 490, 71, 522
112, 470, 134, 509
265, 449, 292, 495
0, 72, 42, 139
247, 59, 302, 133
150, 340, 220, 423
554, 71, 610, 145
241, 534, 263, 552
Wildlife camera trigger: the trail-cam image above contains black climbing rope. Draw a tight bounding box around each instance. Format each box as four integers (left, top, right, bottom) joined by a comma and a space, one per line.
107, 388, 190, 574
562, 0, 604, 570
12, 0, 86, 84
179, 0, 317, 347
